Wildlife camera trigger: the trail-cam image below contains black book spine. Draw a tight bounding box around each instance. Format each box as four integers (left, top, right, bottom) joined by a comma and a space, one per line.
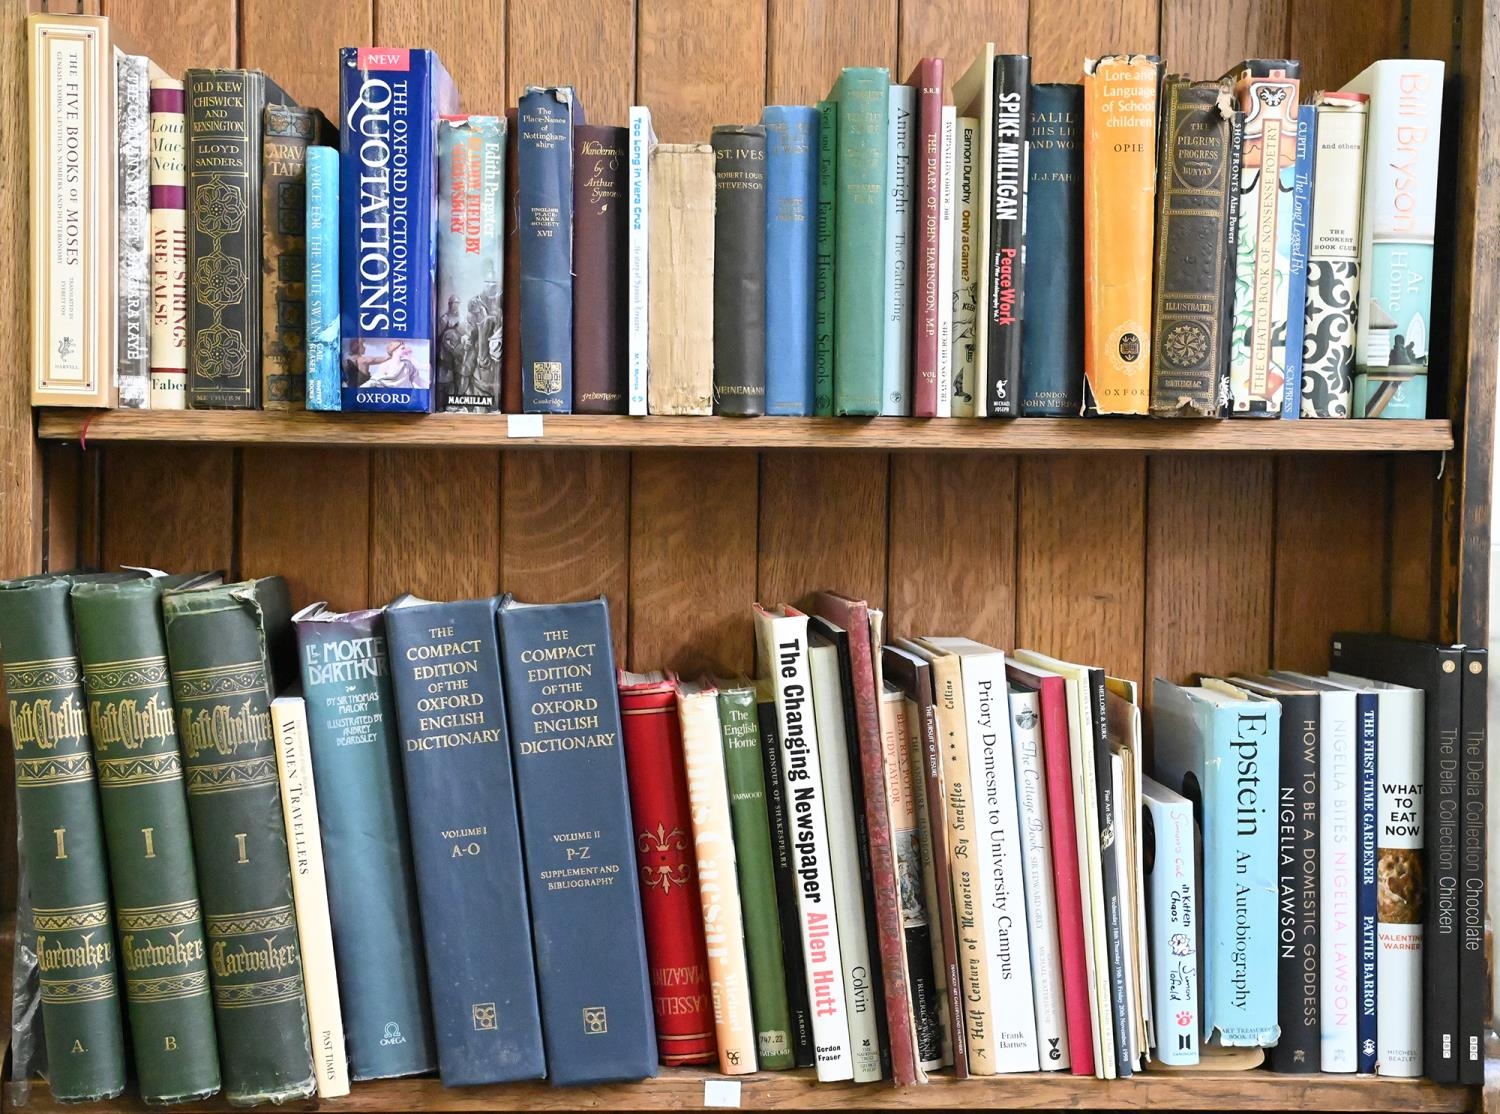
1458, 648, 1487, 1083
1088, 668, 1132, 1077
985, 55, 1029, 418
711, 124, 768, 415
757, 696, 816, 1068
1270, 693, 1319, 1072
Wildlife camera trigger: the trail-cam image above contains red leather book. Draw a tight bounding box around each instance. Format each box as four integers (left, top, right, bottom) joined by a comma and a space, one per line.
905, 58, 944, 417
618, 671, 717, 1067
1007, 660, 1094, 1077
572, 124, 629, 413
810, 591, 917, 1085
501, 107, 522, 413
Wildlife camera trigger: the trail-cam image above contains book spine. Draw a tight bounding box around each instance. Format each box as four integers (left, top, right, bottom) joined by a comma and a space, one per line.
833, 68, 889, 415
149, 76, 188, 410
985, 56, 1028, 418
1089, 673, 1132, 1074
1357, 692, 1378, 1072
1428, 655, 1463, 1080
763, 106, 818, 416
712, 125, 769, 416
1303, 95, 1367, 417
517, 86, 577, 413
1374, 691, 1424, 1077
1281, 105, 1316, 419
1270, 694, 1319, 1072
305, 147, 342, 411
911, 63, 943, 417
1021, 84, 1083, 416
339, 48, 454, 413
161, 584, 315, 1104
436, 115, 507, 414
270, 696, 350, 1099
814, 100, 837, 416
294, 611, 437, 1080
503, 107, 522, 412
573, 123, 628, 414
881, 85, 914, 416
647, 144, 715, 414
118, 54, 151, 409
1082, 55, 1159, 414
1459, 650, 1487, 1083
261, 105, 318, 410
497, 600, 658, 1085
0, 579, 127, 1101
936, 106, 957, 418
1144, 791, 1199, 1065
627, 107, 653, 415
952, 116, 980, 417
1320, 692, 1358, 1071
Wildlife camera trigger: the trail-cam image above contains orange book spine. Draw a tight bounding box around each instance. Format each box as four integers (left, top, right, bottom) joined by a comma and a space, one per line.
1082, 54, 1161, 414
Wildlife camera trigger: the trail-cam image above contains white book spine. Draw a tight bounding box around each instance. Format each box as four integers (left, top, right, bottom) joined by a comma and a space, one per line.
270, 696, 350, 1100
1008, 687, 1068, 1070
936, 106, 956, 419
1319, 690, 1359, 1072
1109, 752, 1138, 1068
1374, 689, 1424, 1077
952, 116, 979, 418
627, 106, 654, 415
1142, 780, 1199, 1066
881, 85, 915, 416
116, 52, 151, 409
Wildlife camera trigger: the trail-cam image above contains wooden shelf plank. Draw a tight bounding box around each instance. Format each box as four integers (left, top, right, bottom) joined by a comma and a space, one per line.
12, 1069, 1476, 1112
36, 410, 1456, 453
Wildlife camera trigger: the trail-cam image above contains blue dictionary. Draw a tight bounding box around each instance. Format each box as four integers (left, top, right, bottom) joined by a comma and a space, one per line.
496, 597, 657, 1086
1354, 688, 1378, 1072
1152, 679, 1280, 1047
293, 604, 437, 1081
338, 47, 459, 413
1282, 105, 1316, 419
518, 86, 583, 413
384, 594, 545, 1086
305, 146, 341, 411
762, 106, 818, 416
1020, 84, 1083, 416
881, 84, 914, 415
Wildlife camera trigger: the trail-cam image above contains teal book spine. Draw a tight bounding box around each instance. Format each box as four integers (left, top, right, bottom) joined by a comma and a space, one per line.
814, 99, 837, 416
832, 69, 890, 415
881, 84, 914, 415
305, 145, 341, 411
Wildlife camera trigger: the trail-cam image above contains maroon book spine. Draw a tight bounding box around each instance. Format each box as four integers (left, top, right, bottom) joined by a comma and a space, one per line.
572, 124, 629, 413
907, 58, 944, 417
501, 107, 522, 413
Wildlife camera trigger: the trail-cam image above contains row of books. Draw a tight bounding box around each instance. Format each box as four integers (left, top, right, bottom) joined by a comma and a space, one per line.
26, 11, 1445, 422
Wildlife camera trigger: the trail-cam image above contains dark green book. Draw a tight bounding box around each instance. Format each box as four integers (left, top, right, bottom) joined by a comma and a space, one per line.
70, 578, 221, 1104
813, 98, 837, 416
830, 68, 889, 415
161, 578, 315, 1105
0, 576, 127, 1102
715, 680, 794, 1070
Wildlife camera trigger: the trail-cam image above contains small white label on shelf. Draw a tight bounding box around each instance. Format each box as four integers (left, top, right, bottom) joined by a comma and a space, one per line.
507, 414, 544, 438
703, 1079, 742, 1108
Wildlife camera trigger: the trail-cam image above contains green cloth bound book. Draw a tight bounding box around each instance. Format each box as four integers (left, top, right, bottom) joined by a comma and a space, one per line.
814, 98, 838, 416
716, 681, 795, 1069
0, 577, 127, 1102
831, 68, 890, 416
162, 579, 315, 1105
71, 578, 222, 1104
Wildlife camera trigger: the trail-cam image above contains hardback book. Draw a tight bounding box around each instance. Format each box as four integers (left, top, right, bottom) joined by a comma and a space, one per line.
1458, 649, 1488, 1083
952, 114, 980, 417
0, 576, 128, 1101
517, 86, 580, 414
675, 679, 759, 1074
1281, 104, 1316, 419
763, 105, 818, 416
573, 123, 628, 414
1225, 59, 1301, 416
1141, 776, 1199, 1066
184, 68, 293, 408
502, 106, 522, 412
262, 105, 334, 410
906, 59, 944, 416
711, 124, 769, 416
1021, 83, 1083, 416
881, 84, 915, 416
384, 594, 545, 1085
628, 107, 657, 414
718, 679, 795, 1069
648, 143, 715, 414
753, 605, 854, 1081
148, 69, 189, 409
813, 98, 837, 416
1342, 60, 1445, 418
1301, 92, 1368, 417
1149, 75, 1239, 418
436, 114, 507, 414
830, 67, 890, 416
268, 693, 351, 1100
1081, 54, 1161, 415
984, 54, 1029, 418
28, 13, 117, 408
338, 47, 459, 413
937, 105, 957, 418
497, 597, 657, 1085
1107, 681, 1151, 1071
617, 671, 717, 1067
1329, 632, 1461, 1080
70, 578, 220, 1104
117, 52, 152, 409
1152, 679, 1280, 1046
953, 46, 996, 414
293, 604, 437, 1080
304, 145, 341, 411
160, 578, 315, 1104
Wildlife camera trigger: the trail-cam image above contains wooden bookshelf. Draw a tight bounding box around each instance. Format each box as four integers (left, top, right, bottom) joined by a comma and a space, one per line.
36, 410, 1458, 453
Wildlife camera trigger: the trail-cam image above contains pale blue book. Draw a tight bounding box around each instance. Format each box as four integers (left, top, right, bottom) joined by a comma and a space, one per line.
305, 145, 341, 411
881, 84, 915, 415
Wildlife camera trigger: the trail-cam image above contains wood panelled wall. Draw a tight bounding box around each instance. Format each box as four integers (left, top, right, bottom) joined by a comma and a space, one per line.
71, 0, 1440, 687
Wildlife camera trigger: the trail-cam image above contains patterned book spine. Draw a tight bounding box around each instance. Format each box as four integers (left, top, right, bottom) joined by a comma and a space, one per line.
118, 53, 152, 408
936, 106, 957, 418
149, 73, 189, 410
502, 107, 522, 412
985, 55, 1028, 418
712, 124, 769, 416
1268, 691, 1320, 1072
880, 85, 914, 416
1356, 692, 1378, 1072
304, 146, 341, 411
436, 115, 506, 413
70, 579, 220, 1103
161, 581, 315, 1104
1282, 105, 1316, 419
573, 123, 628, 414
952, 116, 980, 417
262, 105, 327, 410
762, 106, 818, 416
831, 68, 889, 415
907, 60, 943, 416
1021, 84, 1083, 416
1373, 688, 1423, 1077
0, 578, 127, 1101
339, 47, 457, 413
518, 85, 579, 414
627, 107, 655, 415
647, 144, 715, 414
813, 99, 837, 416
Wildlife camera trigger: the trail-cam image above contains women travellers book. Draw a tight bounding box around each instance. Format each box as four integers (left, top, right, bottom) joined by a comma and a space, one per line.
149, 70, 189, 409
338, 47, 459, 413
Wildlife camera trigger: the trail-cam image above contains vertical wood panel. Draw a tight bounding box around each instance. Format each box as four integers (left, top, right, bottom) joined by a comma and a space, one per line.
637, 0, 766, 141
767, 0, 898, 102
896, 0, 1025, 79
758, 453, 888, 611
1389, 454, 1440, 639
1027, 0, 1156, 83
1159, 0, 1286, 77
102, 445, 237, 574
103, 0, 236, 75
374, 0, 504, 110
509, 0, 634, 121
368, 450, 501, 603
241, 0, 370, 115
1288, 0, 1403, 91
